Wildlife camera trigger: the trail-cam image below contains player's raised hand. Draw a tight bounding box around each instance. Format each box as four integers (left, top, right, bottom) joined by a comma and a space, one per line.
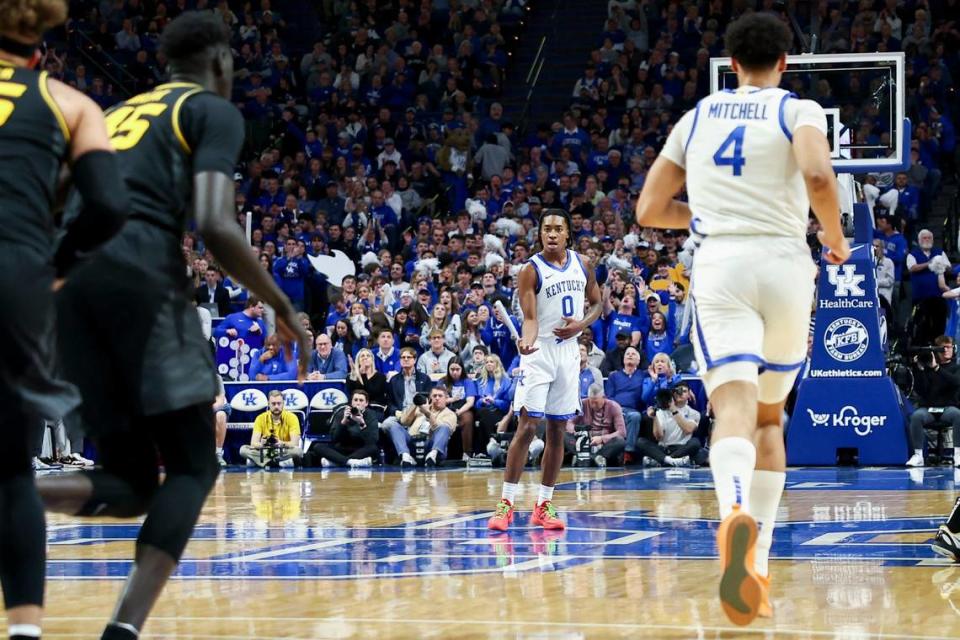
517, 336, 539, 356
818, 230, 852, 265
553, 317, 581, 341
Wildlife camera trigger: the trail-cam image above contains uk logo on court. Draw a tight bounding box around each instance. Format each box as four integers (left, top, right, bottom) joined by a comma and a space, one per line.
827, 264, 866, 297
824, 317, 869, 362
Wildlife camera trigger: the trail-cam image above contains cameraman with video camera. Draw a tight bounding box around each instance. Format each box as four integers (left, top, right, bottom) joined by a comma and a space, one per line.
635, 383, 702, 467
240, 390, 304, 468
303, 390, 379, 468
387, 386, 458, 468
906, 335, 960, 467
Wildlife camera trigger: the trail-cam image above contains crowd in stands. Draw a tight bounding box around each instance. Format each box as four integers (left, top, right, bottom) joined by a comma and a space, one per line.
40, 0, 960, 467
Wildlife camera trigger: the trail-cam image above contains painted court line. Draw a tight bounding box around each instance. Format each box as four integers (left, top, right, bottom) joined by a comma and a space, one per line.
40, 616, 959, 639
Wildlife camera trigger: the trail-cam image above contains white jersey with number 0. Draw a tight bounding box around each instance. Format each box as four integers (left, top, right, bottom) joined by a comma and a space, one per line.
659, 86, 828, 241
529, 249, 587, 343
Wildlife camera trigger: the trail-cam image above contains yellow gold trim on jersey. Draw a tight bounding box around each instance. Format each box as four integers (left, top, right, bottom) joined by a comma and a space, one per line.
38, 71, 71, 143
156, 82, 203, 90
171, 87, 204, 154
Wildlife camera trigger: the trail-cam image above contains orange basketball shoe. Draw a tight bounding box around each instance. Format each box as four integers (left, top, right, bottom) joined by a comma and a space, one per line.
487, 498, 514, 531
757, 574, 773, 618
530, 500, 565, 530
717, 506, 762, 626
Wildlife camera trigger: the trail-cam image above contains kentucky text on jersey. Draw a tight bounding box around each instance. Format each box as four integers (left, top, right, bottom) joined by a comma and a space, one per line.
707, 102, 769, 120
543, 279, 585, 299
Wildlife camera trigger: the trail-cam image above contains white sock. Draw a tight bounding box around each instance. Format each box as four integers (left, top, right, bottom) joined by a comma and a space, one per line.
954, 447, 959, 462
709, 437, 757, 518
501, 482, 518, 504
215, 447, 223, 456
537, 484, 554, 506
8, 624, 41, 638
750, 469, 786, 577
914, 448, 923, 457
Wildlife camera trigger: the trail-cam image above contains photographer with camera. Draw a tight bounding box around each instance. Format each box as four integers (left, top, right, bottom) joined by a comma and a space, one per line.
388, 386, 458, 468
635, 383, 702, 467
906, 336, 960, 467
239, 390, 304, 468
565, 384, 626, 467
303, 390, 379, 468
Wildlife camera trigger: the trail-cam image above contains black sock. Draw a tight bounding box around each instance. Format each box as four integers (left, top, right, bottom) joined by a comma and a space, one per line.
947, 496, 960, 534
11, 636, 40, 640
101, 622, 138, 640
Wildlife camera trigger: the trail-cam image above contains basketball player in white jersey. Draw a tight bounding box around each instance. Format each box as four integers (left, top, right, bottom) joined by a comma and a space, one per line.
488, 209, 602, 531
635, 13, 850, 626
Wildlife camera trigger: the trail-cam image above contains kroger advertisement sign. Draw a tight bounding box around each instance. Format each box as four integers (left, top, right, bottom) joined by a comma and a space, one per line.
789, 228, 905, 466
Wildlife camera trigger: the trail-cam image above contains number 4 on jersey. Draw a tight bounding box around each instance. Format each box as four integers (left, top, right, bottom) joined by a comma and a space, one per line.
712, 125, 746, 176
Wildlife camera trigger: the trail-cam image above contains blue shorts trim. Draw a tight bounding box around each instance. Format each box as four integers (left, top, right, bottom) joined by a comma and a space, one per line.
764, 360, 805, 373
522, 410, 545, 418
546, 412, 577, 421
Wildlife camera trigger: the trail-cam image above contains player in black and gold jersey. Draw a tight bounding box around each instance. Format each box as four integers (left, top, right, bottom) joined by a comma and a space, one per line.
0, 0, 128, 638
36, 12, 309, 640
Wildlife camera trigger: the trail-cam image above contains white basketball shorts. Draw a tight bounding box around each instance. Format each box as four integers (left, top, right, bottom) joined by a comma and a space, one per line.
512, 338, 581, 420
690, 235, 816, 404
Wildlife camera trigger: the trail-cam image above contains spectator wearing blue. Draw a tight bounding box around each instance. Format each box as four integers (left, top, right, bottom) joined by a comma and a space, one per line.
908, 229, 950, 344
551, 113, 591, 163
644, 310, 677, 361
891, 172, 921, 231
250, 335, 298, 381
373, 328, 401, 379
308, 333, 349, 380
474, 353, 513, 446
641, 353, 684, 408
603, 284, 644, 348
605, 346, 645, 457
578, 342, 604, 398
442, 358, 479, 457
874, 212, 908, 283
481, 297, 521, 367
214, 297, 267, 346
273, 237, 312, 311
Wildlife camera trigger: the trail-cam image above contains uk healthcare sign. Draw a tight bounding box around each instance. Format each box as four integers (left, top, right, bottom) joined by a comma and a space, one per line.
788, 225, 906, 465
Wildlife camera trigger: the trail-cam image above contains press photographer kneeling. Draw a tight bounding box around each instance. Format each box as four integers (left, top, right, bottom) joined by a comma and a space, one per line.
303, 390, 379, 468
906, 336, 960, 468
239, 390, 304, 468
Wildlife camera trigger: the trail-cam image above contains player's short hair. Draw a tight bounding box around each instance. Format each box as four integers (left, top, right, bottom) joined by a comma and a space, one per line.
245, 296, 261, 309
160, 11, 230, 65
725, 13, 792, 71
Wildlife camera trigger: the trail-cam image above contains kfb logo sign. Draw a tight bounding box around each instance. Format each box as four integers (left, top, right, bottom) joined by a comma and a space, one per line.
826, 264, 866, 297
824, 317, 869, 363
806, 405, 888, 437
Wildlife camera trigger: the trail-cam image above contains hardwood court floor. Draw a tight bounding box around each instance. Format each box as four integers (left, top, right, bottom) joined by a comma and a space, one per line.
23, 467, 960, 638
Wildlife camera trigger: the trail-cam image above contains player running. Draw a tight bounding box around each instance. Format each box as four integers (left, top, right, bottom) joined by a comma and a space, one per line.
636, 13, 850, 626
37, 13, 309, 640
0, 0, 128, 637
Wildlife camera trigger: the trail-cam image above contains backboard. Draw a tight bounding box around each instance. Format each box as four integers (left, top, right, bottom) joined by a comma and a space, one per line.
709, 52, 908, 174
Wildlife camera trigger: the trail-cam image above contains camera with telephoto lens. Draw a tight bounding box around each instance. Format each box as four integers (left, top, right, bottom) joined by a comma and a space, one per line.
655, 388, 674, 411
350, 406, 361, 417
908, 345, 946, 369
413, 393, 428, 406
